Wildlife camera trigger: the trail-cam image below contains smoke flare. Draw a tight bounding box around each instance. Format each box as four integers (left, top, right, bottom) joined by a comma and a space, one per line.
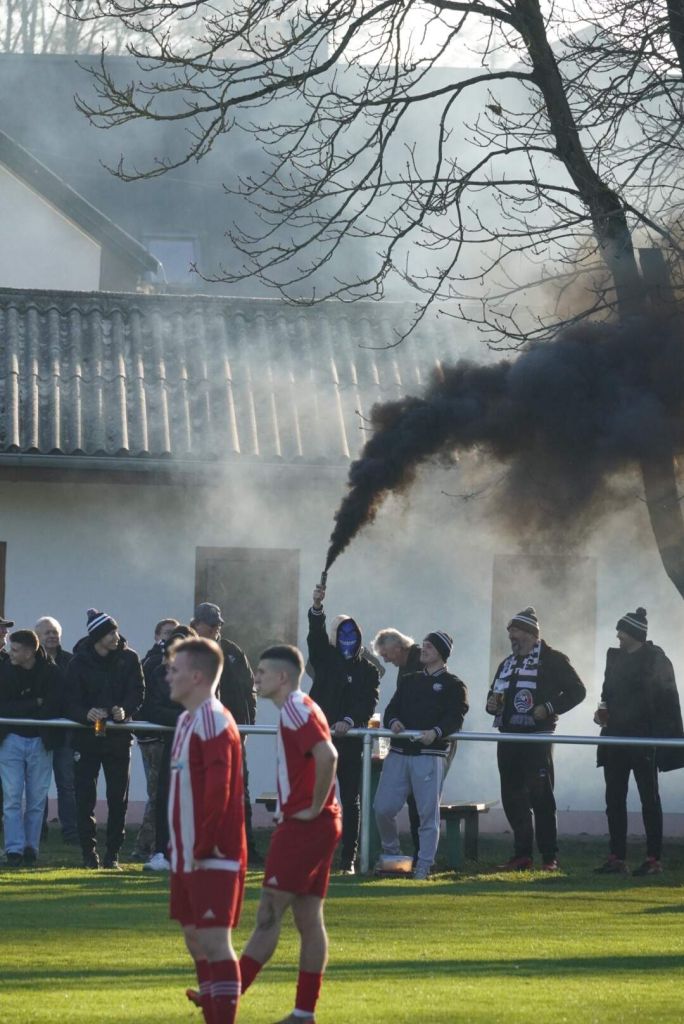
324, 316, 684, 569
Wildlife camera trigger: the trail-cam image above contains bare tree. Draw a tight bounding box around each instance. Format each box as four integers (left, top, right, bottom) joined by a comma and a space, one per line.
74, 0, 684, 594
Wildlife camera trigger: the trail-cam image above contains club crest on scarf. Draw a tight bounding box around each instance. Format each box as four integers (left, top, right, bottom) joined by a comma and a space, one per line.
491, 641, 542, 728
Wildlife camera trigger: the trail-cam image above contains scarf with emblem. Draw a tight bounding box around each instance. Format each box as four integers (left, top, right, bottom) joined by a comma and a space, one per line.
491, 641, 542, 730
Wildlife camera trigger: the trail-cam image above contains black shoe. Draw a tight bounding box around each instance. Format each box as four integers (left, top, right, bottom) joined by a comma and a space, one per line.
103, 854, 122, 870
83, 851, 100, 870
6, 852, 23, 868
23, 847, 37, 866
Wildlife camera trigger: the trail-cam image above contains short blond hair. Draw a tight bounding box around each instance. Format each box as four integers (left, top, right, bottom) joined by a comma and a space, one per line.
372, 628, 415, 656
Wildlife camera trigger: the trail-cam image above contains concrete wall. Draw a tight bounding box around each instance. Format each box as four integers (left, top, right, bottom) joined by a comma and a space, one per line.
3, 464, 684, 833
0, 165, 101, 291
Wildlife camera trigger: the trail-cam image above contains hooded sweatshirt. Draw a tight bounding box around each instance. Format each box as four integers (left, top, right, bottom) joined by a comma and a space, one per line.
0, 647, 64, 750
307, 607, 379, 728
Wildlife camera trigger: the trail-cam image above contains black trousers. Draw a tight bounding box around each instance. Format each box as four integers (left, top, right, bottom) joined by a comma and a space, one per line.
497, 740, 557, 861
603, 747, 662, 860
335, 737, 362, 866
74, 742, 131, 857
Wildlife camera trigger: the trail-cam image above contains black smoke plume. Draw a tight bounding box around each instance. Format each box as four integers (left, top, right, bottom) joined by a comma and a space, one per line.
324, 315, 684, 569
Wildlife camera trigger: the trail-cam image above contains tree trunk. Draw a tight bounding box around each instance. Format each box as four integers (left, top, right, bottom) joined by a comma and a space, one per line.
517, 0, 684, 599
667, 0, 684, 76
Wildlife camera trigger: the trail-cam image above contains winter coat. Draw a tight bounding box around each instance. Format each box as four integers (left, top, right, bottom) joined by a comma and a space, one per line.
0, 648, 65, 750
146, 660, 184, 731
384, 667, 469, 756
487, 640, 586, 733
597, 642, 684, 772
65, 636, 144, 750
307, 607, 379, 728
217, 638, 256, 726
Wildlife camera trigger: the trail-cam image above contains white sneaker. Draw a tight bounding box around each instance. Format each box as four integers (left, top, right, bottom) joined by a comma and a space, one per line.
143, 852, 170, 872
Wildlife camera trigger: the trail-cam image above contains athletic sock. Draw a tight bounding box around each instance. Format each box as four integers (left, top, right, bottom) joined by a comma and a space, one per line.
195, 959, 215, 1024
210, 958, 240, 1024
295, 970, 323, 1015
238, 953, 263, 993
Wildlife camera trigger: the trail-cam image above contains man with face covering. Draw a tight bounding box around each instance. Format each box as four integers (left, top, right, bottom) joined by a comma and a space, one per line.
486, 606, 586, 871
307, 582, 379, 873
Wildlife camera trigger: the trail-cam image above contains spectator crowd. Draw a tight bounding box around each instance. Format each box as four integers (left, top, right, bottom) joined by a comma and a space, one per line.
0, 590, 682, 879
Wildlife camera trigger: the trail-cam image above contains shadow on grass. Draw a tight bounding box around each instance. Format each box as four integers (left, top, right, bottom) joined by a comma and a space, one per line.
327, 953, 684, 979
639, 904, 684, 914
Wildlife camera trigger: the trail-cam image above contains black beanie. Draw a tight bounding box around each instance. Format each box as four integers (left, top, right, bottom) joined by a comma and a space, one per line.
507, 607, 540, 638
87, 608, 118, 643
616, 607, 647, 642
425, 631, 453, 662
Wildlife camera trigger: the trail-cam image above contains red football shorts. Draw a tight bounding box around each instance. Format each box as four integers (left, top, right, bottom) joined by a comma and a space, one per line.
263, 811, 342, 898
170, 867, 245, 929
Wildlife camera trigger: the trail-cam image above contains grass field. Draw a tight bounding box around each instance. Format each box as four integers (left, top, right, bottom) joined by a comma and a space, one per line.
1, 831, 684, 1023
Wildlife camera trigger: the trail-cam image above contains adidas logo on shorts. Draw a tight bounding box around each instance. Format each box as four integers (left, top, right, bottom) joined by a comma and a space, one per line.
266, 875, 279, 886
202, 909, 216, 920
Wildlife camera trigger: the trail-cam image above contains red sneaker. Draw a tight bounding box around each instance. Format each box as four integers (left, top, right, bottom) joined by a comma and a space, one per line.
632, 857, 663, 877
496, 855, 533, 871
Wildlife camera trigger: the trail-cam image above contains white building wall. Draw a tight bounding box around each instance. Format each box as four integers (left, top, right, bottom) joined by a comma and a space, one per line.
3, 466, 684, 831
0, 165, 101, 291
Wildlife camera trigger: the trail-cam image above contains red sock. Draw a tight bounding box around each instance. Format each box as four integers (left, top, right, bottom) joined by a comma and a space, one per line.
210, 958, 240, 1024
295, 970, 323, 1015
238, 953, 263, 993
195, 959, 214, 1024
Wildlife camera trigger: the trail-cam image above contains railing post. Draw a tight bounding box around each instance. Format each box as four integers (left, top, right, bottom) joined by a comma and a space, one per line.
360, 731, 373, 875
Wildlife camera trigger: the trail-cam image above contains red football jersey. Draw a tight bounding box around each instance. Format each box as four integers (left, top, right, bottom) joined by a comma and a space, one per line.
277, 689, 339, 819
168, 696, 246, 874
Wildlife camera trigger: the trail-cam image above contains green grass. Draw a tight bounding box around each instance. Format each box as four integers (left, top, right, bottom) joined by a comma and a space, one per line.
1, 831, 684, 1022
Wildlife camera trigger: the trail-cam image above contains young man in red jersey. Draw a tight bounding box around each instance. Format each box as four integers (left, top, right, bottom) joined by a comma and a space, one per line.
167, 637, 246, 1024
239, 644, 340, 1024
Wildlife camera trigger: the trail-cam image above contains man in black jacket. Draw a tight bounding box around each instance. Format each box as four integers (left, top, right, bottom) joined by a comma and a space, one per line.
65, 609, 144, 870
594, 607, 684, 877
308, 583, 379, 873
0, 629, 63, 866
486, 606, 586, 871
374, 631, 468, 880
191, 602, 260, 862
373, 628, 423, 861
35, 616, 77, 844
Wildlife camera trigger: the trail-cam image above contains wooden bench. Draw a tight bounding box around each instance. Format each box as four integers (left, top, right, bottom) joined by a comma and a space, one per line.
255, 792, 278, 814
440, 802, 496, 869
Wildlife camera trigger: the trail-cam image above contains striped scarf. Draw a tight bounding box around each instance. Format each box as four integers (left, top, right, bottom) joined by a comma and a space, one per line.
491, 641, 542, 729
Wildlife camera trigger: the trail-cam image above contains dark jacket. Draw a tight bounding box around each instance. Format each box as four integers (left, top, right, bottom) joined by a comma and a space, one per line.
146, 660, 184, 731
49, 647, 73, 674
597, 642, 684, 772
487, 640, 586, 734
307, 607, 379, 728
384, 667, 469, 756
65, 636, 144, 749
0, 648, 64, 750
397, 644, 423, 684
218, 638, 256, 726
135, 644, 168, 741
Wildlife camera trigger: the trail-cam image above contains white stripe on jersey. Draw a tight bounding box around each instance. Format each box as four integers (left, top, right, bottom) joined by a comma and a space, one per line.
168, 695, 229, 874
276, 690, 313, 811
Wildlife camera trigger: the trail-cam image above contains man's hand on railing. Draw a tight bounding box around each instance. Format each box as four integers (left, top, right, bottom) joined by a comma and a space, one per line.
86, 707, 108, 723
111, 706, 126, 722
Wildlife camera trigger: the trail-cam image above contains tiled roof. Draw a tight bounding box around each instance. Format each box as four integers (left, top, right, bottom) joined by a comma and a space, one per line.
0, 130, 159, 276
0, 288, 458, 466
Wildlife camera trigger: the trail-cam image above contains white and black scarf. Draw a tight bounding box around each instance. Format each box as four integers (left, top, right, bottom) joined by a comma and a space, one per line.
491, 641, 542, 729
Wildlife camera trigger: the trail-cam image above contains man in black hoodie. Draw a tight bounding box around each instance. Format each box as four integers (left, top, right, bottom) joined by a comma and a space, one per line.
486, 606, 586, 872
594, 607, 684, 877
35, 616, 77, 844
0, 629, 63, 866
65, 609, 144, 869
308, 582, 379, 873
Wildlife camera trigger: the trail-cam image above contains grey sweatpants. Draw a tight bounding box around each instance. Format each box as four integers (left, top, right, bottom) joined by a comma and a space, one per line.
374, 751, 444, 868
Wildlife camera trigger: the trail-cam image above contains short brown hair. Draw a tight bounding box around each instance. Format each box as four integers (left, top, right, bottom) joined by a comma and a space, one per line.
155, 617, 180, 638
10, 629, 39, 653
260, 644, 304, 677
168, 637, 224, 683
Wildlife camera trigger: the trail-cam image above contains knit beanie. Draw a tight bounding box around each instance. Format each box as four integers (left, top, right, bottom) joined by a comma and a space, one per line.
507, 607, 540, 637
87, 608, 118, 643
616, 607, 648, 642
425, 631, 453, 662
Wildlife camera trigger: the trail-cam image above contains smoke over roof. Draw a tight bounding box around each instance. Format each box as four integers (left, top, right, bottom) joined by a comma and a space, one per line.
325, 314, 684, 568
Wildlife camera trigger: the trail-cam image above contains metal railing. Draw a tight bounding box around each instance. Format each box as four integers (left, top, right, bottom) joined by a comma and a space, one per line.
3, 717, 684, 874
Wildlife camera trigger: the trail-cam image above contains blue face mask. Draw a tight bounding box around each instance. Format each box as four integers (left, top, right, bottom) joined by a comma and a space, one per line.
337, 620, 360, 660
